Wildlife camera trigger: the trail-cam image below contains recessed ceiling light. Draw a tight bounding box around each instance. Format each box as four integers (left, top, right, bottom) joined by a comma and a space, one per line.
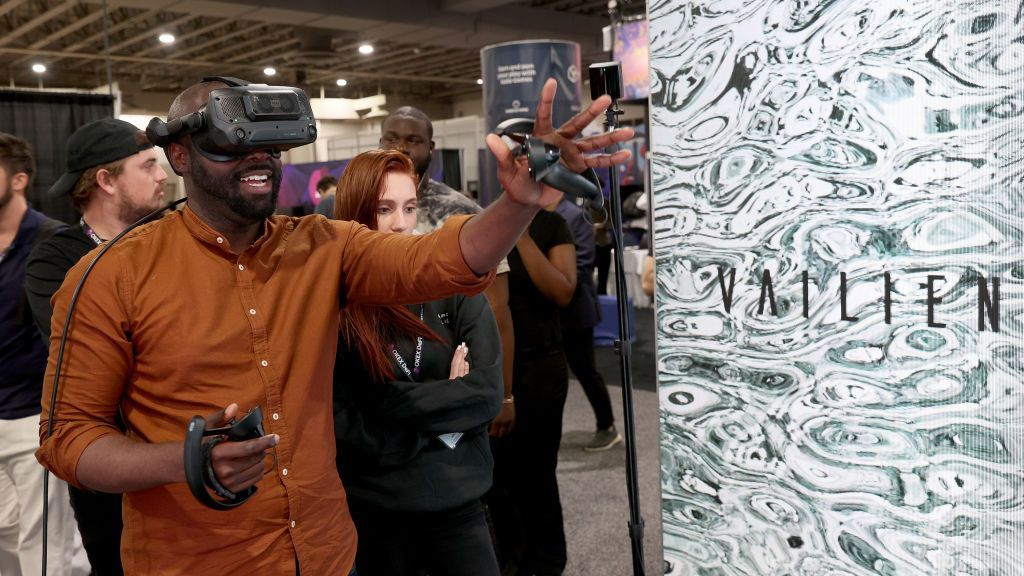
158, 33, 175, 44
31, 63, 46, 74
263, 67, 276, 77
358, 44, 374, 55
336, 78, 348, 87
476, 78, 483, 85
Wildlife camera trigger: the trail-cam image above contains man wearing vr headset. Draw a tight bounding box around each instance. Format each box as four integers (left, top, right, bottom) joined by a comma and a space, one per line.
35, 77, 632, 575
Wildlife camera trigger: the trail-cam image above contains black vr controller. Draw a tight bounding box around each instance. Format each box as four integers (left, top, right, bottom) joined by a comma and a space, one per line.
146, 76, 317, 162
495, 118, 604, 209
184, 406, 267, 511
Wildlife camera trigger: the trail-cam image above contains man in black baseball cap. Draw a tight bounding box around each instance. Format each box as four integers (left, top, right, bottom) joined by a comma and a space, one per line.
23, 117, 168, 576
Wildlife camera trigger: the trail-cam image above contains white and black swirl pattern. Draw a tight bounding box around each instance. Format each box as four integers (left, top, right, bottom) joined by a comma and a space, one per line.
651, 0, 1024, 574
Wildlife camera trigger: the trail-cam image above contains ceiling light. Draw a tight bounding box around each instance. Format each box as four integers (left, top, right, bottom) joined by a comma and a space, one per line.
336, 78, 348, 87
476, 78, 483, 85
31, 63, 46, 74
358, 44, 374, 55
158, 33, 175, 44
263, 67, 276, 77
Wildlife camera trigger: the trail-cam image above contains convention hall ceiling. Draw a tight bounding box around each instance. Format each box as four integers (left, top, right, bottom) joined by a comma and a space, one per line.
0, 0, 646, 104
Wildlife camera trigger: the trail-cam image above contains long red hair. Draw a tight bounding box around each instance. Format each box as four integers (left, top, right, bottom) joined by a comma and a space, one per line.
334, 149, 442, 381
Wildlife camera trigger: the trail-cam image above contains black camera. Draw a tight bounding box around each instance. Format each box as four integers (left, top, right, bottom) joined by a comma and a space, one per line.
589, 61, 623, 101
147, 76, 317, 162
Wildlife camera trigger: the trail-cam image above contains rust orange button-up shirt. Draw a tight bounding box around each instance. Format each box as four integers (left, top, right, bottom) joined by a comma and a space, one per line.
37, 207, 492, 575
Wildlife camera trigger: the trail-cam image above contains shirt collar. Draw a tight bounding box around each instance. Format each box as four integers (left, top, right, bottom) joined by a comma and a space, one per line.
181, 204, 276, 256
10, 207, 46, 249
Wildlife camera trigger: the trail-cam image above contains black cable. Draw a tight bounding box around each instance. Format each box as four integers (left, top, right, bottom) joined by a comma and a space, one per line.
41, 197, 186, 575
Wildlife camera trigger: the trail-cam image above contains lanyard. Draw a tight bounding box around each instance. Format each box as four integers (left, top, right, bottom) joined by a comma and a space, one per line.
80, 218, 104, 245
389, 304, 425, 382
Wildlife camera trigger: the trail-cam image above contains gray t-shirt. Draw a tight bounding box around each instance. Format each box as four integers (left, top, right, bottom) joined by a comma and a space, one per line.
416, 177, 509, 275
314, 194, 335, 218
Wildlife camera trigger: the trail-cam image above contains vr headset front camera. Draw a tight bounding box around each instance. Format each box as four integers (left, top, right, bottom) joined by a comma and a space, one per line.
147, 76, 317, 162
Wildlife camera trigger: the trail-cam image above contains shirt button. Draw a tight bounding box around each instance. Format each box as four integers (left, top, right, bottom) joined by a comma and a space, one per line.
260, 360, 268, 367
216, 237, 224, 244
290, 520, 296, 528
282, 468, 289, 476
238, 264, 245, 271
272, 413, 280, 420
249, 308, 256, 315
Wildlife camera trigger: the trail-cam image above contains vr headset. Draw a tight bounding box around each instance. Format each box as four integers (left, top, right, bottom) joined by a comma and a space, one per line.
495, 117, 603, 209
147, 76, 317, 162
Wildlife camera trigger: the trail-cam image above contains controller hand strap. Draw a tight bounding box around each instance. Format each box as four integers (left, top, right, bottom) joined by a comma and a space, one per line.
184, 406, 265, 511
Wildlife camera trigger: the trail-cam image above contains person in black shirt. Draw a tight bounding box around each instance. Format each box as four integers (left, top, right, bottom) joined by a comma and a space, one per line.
489, 200, 576, 576
22, 118, 168, 576
331, 149, 503, 576
554, 195, 621, 451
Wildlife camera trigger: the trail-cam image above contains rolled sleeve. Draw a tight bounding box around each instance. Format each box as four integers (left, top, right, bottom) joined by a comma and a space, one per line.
36, 251, 133, 489
339, 214, 495, 305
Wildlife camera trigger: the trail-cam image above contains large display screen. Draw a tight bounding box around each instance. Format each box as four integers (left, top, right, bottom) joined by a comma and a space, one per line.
650, 1, 1022, 574
613, 18, 649, 101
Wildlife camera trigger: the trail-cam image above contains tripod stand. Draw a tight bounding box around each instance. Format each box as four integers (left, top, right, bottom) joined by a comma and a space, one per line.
590, 61, 646, 576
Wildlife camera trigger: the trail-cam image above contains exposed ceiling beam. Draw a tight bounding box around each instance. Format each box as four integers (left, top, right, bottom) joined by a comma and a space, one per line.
441, 0, 519, 12
60, 7, 159, 53
83, 0, 605, 50
27, 8, 104, 49
223, 37, 301, 63
0, 0, 30, 21
133, 18, 235, 57
118, 21, 261, 74
347, 45, 453, 72
149, 23, 265, 63
0, 0, 78, 48
107, 13, 195, 54
387, 50, 478, 75
0, 46, 479, 85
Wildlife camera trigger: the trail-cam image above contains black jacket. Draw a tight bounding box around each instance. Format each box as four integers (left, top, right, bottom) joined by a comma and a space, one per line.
24, 224, 95, 341
333, 293, 503, 512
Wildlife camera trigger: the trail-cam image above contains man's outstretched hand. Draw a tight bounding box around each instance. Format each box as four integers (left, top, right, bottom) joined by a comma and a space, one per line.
485, 78, 635, 208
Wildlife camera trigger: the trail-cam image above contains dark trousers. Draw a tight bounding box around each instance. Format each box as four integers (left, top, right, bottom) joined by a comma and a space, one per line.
67, 485, 123, 576
347, 498, 498, 576
488, 353, 568, 576
562, 326, 614, 430
595, 244, 612, 295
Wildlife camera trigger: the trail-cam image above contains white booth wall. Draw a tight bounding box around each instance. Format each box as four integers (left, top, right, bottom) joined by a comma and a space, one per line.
650, 1, 1023, 574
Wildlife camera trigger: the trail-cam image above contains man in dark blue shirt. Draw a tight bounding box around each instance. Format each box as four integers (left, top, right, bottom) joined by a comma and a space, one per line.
0, 132, 77, 575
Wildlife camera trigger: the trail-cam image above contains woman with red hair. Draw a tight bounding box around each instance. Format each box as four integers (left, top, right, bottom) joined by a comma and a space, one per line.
331, 149, 503, 576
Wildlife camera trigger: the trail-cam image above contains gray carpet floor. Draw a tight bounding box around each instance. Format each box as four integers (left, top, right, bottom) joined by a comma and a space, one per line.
558, 373, 663, 576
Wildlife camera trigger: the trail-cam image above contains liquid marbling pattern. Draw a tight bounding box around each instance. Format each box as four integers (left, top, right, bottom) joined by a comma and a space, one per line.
649, 1, 1024, 574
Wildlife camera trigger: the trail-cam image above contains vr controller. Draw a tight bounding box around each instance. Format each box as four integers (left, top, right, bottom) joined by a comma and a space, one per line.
495, 118, 603, 209
147, 76, 317, 162
184, 406, 267, 510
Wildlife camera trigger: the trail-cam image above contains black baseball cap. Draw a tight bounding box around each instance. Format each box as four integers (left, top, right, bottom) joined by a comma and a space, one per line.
48, 118, 154, 198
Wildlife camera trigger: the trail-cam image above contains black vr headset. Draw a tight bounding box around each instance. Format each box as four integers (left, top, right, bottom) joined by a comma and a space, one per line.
495, 117, 604, 209
147, 76, 317, 162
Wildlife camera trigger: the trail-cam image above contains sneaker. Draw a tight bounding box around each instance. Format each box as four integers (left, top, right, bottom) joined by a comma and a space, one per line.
583, 427, 623, 452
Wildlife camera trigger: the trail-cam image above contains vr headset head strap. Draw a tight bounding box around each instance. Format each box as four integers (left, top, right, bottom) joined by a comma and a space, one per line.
200, 76, 252, 87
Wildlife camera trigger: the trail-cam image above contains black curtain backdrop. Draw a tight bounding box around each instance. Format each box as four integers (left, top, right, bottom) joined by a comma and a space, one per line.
0, 90, 115, 223
440, 148, 462, 192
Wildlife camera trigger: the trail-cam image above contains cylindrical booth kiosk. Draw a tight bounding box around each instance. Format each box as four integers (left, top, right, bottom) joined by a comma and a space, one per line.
478, 40, 583, 206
